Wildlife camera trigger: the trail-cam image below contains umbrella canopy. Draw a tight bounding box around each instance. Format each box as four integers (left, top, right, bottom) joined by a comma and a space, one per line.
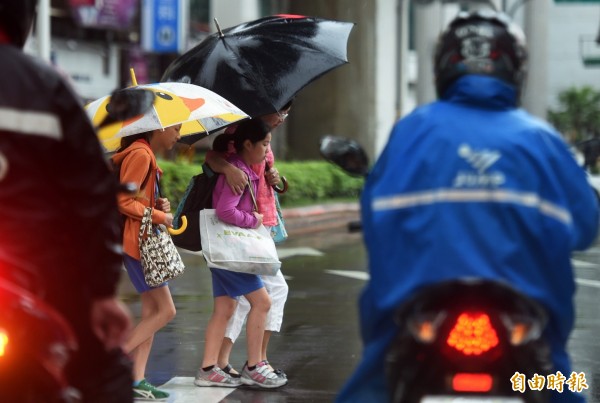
86, 82, 248, 152
161, 14, 354, 118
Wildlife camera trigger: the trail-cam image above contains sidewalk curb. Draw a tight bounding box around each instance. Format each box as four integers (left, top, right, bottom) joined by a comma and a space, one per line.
281, 202, 359, 218
281, 202, 360, 235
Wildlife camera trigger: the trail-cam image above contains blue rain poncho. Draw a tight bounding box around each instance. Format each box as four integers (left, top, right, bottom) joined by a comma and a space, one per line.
338, 75, 598, 403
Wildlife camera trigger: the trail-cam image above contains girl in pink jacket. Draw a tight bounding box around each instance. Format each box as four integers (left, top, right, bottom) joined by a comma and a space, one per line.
194, 119, 286, 389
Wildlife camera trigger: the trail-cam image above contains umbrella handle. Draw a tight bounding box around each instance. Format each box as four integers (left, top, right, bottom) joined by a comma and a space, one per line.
168, 216, 187, 235
273, 176, 288, 194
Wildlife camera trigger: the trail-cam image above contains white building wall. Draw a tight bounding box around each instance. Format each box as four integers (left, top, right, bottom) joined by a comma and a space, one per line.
410, 2, 600, 118
209, 0, 260, 32
547, 3, 600, 109
25, 37, 121, 102
53, 40, 121, 101
374, 0, 399, 156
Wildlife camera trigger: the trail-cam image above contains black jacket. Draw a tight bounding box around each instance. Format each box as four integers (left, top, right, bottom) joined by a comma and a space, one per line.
0, 43, 122, 309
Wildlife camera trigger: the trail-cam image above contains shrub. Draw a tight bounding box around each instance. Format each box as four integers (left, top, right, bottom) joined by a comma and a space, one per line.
157, 159, 364, 209
548, 86, 600, 143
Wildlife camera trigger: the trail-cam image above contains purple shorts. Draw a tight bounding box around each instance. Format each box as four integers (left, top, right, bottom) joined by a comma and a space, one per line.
210, 268, 263, 298
123, 254, 168, 293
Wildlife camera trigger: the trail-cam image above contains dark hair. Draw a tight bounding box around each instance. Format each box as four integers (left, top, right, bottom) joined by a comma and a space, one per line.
119, 131, 151, 151
213, 119, 270, 153
0, 0, 37, 48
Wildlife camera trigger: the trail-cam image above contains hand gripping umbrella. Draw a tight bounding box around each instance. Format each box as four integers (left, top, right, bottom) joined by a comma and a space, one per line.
161, 14, 354, 118
86, 75, 249, 152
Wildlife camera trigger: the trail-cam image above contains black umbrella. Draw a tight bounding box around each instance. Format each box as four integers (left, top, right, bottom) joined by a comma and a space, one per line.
162, 14, 354, 118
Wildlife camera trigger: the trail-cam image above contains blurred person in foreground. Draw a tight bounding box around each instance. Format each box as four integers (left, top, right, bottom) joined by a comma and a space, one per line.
0, 1, 132, 401
338, 10, 598, 403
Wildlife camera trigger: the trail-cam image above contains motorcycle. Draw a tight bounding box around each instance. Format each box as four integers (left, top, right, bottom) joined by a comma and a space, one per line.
319, 135, 552, 403
386, 278, 551, 403
0, 88, 156, 403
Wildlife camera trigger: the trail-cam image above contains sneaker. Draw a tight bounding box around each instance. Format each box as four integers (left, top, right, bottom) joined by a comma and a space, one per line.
194, 366, 242, 387
264, 360, 287, 379
241, 360, 288, 388
133, 379, 169, 401
223, 363, 241, 378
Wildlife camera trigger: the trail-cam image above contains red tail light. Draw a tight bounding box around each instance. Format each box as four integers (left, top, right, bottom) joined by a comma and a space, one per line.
447, 312, 499, 355
0, 328, 8, 357
452, 372, 493, 392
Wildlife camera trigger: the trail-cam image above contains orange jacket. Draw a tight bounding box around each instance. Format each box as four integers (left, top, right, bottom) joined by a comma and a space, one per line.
112, 140, 167, 260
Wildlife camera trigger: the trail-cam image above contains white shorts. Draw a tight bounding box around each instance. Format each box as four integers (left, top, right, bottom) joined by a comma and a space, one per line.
225, 268, 289, 342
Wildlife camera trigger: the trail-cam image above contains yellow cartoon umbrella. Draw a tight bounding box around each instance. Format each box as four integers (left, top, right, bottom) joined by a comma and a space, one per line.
86, 78, 248, 152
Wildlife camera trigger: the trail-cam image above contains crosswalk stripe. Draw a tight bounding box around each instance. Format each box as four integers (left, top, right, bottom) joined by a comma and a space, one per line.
277, 247, 324, 259
575, 278, 600, 289
571, 259, 599, 269
325, 269, 369, 280
159, 377, 236, 402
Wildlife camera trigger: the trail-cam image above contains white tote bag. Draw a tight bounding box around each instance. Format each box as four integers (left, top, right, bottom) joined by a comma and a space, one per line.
199, 209, 281, 275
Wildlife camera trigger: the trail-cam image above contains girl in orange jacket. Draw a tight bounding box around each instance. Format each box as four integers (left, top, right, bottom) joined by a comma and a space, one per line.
111, 123, 181, 401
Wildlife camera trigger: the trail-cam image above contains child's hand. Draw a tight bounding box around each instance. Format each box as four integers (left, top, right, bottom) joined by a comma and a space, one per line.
265, 167, 280, 186
253, 212, 263, 228
156, 197, 171, 213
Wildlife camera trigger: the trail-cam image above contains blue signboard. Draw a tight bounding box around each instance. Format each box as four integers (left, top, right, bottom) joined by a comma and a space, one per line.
142, 0, 180, 53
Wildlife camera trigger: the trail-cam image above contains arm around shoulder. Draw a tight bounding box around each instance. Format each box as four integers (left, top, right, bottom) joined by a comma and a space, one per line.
206, 150, 247, 194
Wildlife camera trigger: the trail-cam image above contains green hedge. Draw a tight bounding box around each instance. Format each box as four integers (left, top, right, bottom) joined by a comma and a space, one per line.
158, 159, 364, 208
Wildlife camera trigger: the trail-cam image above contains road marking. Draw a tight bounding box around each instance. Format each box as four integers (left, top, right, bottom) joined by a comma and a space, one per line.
571, 259, 599, 269
325, 269, 369, 281
577, 247, 600, 255
326, 260, 600, 290
277, 247, 324, 259
159, 376, 236, 402
575, 278, 600, 289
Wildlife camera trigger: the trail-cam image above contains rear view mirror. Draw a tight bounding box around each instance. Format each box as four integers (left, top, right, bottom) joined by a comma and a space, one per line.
319, 135, 369, 177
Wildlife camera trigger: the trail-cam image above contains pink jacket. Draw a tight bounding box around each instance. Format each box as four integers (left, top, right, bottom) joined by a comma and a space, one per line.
207, 144, 277, 226
212, 154, 260, 228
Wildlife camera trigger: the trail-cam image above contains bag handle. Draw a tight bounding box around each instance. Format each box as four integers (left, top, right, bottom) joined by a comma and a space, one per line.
139, 207, 153, 241
246, 175, 258, 212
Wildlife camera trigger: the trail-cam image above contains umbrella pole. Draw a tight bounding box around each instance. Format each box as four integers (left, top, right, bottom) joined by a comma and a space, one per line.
130, 68, 138, 86
213, 18, 224, 38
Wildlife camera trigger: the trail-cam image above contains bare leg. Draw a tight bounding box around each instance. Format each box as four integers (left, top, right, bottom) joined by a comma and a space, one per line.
218, 337, 237, 372
244, 287, 271, 367
130, 336, 153, 382
125, 286, 176, 382
202, 296, 237, 368
262, 330, 272, 362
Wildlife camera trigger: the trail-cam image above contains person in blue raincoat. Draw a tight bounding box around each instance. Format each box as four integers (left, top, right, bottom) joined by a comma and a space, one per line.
337, 10, 599, 403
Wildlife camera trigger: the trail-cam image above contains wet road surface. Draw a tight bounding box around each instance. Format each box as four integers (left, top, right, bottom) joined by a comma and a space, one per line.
119, 229, 600, 402
119, 228, 366, 402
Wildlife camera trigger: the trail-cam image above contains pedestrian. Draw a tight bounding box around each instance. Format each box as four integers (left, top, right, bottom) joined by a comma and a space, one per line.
111, 124, 182, 401
337, 10, 598, 403
204, 101, 293, 379
0, 1, 133, 402
194, 118, 287, 389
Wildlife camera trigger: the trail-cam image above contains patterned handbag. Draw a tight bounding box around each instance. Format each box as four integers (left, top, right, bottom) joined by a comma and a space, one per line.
139, 207, 185, 287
